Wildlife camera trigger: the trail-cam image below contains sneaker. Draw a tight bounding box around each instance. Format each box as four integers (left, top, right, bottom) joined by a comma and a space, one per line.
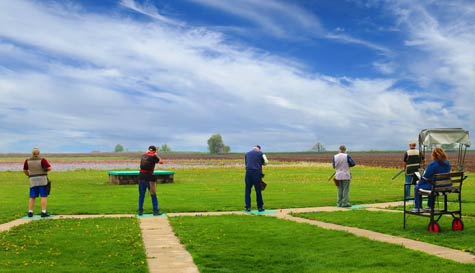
341, 204, 352, 208
423, 207, 432, 212
138, 210, 143, 216
411, 208, 420, 213
27, 212, 33, 218
244, 207, 251, 212
41, 212, 50, 218
153, 210, 162, 216
258, 208, 265, 212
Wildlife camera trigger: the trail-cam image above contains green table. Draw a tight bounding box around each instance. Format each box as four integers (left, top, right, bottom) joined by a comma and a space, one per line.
108, 170, 175, 185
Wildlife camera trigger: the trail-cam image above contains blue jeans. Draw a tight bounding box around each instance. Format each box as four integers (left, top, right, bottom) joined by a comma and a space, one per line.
138, 180, 159, 212
245, 170, 263, 209
404, 174, 412, 200
414, 180, 434, 209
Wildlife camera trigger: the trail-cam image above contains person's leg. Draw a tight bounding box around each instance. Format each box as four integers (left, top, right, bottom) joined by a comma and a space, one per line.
337, 182, 343, 207
28, 187, 38, 216
149, 182, 159, 212
40, 197, 47, 211
427, 196, 435, 209
244, 172, 252, 210
414, 183, 421, 209
38, 186, 49, 217
341, 180, 350, 206
251, 172, 264, 210
138, 181, 148, 213
28, 198, 35, 211
404, 174, 412, 199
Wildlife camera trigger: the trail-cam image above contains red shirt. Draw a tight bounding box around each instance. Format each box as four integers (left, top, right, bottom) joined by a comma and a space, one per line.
139, 152, 159, 174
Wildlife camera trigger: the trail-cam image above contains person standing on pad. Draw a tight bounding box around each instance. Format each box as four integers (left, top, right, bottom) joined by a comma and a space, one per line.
333, 145, 356, 208
138, 145, 164, 216
403, 141, 423, 200
244, 145, 268, 212
23, 147, 52, 218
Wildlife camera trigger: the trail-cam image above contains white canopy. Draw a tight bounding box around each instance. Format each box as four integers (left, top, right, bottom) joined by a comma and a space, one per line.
418, 128, 471, 147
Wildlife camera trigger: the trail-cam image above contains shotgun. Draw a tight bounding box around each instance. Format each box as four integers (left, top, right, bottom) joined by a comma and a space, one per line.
391, 169, 405, 180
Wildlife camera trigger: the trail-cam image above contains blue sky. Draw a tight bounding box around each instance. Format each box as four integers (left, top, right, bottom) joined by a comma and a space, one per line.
0, 0, 473, 153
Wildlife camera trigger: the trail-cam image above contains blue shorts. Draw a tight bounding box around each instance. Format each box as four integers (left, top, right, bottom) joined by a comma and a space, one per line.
30, 185, 48, 198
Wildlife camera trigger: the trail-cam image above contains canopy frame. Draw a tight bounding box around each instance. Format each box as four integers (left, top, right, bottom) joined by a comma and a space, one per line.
418, 128, 471, 171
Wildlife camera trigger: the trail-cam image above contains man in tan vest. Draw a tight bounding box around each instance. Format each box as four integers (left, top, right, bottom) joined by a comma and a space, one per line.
403, 141, 423, 200
23, 147, 52, 217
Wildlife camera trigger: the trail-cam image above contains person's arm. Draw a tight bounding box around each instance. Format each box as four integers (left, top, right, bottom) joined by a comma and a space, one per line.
262, 154, 268, 165
41, 159, 52, 172
403, 152, 408, 170
23, 160, 29, 176
155, 153, 164, 164
332, 156, 336, 169
347, 155, 356, 167
421, 163, 435, 183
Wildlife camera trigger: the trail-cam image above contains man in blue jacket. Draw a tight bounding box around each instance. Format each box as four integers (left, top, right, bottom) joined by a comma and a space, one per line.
244, 145, 268, 212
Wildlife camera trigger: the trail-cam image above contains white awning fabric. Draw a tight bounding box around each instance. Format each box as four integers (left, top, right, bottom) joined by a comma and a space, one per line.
418, 128, 471, 147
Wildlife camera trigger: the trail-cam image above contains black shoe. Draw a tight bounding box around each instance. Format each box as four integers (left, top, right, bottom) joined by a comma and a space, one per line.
258, 208, 265, 212
27, 212, 33, 218
138, 210, 143, 216
41, 212, 50, 218
153, 210, 162, 216
244, 207, 251, 212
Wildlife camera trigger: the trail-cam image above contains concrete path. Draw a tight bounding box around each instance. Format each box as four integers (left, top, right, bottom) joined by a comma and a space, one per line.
140, 216, 199, 273
1, 201, 474, 273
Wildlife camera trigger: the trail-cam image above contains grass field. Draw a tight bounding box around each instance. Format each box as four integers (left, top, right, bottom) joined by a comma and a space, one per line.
0, 217, 147, 273
1, 163, 474, 272
0, 165, 413, 223
170, 215, 475, 273
294, 210, 475, 254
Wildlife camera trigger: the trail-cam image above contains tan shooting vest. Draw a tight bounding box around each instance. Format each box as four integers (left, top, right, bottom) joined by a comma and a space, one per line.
27, 156, 48, 188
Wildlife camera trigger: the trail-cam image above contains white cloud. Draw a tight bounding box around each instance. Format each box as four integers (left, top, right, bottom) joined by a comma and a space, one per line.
0, 0, 472, 152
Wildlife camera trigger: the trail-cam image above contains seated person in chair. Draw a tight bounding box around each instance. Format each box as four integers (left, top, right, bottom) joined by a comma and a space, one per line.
413, 147, 451, 212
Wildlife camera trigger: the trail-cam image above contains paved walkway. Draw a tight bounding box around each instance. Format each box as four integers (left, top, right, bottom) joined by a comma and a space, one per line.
1, 202, 474, 273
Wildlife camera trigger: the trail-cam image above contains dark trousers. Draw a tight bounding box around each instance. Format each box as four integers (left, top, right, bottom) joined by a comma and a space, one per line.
138, 180, 159, 212
245, 170, 263, 209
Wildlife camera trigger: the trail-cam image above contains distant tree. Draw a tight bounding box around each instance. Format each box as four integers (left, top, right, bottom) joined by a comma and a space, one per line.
161, 144, 171, 153
311, 141, 326, 152
114, 144, 124, 152
207, 134, 230, 154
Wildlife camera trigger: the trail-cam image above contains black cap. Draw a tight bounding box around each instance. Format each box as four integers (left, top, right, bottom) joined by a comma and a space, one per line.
148, 145, 157, 152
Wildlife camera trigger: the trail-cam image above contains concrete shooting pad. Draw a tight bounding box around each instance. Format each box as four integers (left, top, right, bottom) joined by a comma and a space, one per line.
136, 213, 167, 218
245, 209, 277, 215
108, 170, 175, 185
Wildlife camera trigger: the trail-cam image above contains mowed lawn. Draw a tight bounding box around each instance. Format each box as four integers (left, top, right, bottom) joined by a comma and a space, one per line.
1, 164, 474, 272
1, 165, 408, 223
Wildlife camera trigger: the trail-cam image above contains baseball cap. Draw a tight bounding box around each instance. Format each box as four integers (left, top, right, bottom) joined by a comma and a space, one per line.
148, 145, 157, 152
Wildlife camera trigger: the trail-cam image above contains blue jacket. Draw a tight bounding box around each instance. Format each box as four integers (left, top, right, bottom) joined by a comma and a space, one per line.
418, 159, 451, 189
245, 149, 264, 171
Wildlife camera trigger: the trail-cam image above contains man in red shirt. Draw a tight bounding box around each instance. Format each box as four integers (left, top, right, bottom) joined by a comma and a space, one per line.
138, 145, 164, 216
23, 147, 52, 218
